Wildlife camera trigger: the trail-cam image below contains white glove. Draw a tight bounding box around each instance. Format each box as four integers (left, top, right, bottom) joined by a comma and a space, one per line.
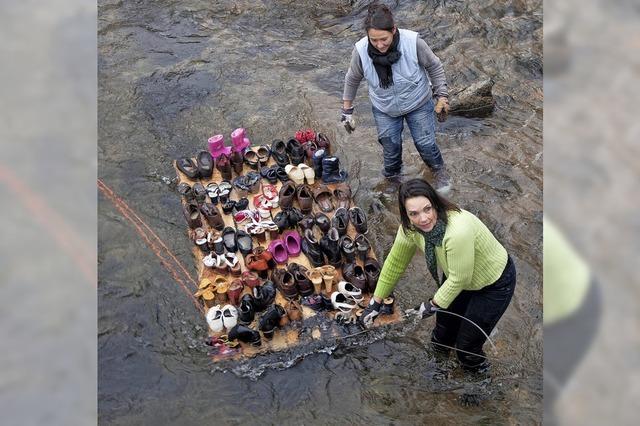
361, 298, 382, 327
341, 107, 356, 133
404, 300, 438, 319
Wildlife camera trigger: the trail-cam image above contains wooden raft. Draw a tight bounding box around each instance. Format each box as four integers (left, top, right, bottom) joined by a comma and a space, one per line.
174, 148, 402, 362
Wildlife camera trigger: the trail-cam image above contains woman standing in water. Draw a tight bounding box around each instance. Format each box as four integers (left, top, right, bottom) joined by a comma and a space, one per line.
341, 4, 452, 193
361, 179, 516, 372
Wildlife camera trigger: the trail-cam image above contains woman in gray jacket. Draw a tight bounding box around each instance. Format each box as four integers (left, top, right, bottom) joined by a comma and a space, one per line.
341, 4, 451, 193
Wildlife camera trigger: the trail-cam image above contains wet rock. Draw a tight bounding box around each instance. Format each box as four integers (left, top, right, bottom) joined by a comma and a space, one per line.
449, 79, 495, 118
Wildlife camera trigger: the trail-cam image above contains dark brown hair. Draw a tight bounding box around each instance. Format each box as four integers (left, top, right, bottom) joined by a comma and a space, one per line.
363, 3, 395, 32
398, 178, 460, 232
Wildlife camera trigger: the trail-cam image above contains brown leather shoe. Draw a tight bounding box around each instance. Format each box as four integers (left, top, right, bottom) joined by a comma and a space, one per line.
199, 202, 225, 231
333, 183, 351, 209
286, 299, 303, 321
313, 185, 334, 213
272, 268, 298, 299
229, 151, 244, 176
296, 184, 314, 215
364, 257, 381, 293
342, 262, 367, 291
183, 201, 202, 229
216, 153, 233, 181
279, 181, 297, 209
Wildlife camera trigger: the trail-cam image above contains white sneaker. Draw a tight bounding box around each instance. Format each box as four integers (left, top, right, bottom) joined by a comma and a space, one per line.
337, 281, 363, 302
206, 305, 224, 332
221, 304, 238, 330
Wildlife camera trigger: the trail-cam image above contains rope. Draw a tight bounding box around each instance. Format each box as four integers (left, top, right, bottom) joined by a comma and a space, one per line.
433, 308, 498, 354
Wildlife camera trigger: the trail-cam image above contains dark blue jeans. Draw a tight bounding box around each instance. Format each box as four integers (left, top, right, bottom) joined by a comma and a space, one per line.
431, 256, 516, 370
372, 98, 445, 177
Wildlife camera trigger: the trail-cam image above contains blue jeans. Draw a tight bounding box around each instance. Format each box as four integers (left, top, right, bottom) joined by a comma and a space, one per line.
372, 98, 445, 177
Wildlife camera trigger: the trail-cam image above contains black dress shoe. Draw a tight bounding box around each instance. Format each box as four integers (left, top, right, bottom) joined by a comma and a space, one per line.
297, 215, 315, 233
196, 150, 214, 178
236, 230, 253, 255
177, 157, 200, 179
222, 200, 236, 215
273, 211, 290, 232
301, 229, 325, 267
222, 227, 238, 252
271, 139, 290, 166
234, 197, 249, 211
258, 304, 286, 339
238, 294, 256, 324
320, 227, 342, 267
331, 207, 349, 236
355, 234, 371, 261
177, 182, 194, 202
339, 235, 356, 263
260, 165, 278, 184
228, 323, 261, 346
252, 280, 276, 312
314, 212, 331, 233
271, 139, 289, 167
275, 166, 289, 183
349, 207, 368, 234
286, 207, 304, 228
192, 182, 207, 203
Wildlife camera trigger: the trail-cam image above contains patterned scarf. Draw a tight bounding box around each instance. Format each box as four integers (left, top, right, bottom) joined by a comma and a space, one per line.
416, 219, 446, 284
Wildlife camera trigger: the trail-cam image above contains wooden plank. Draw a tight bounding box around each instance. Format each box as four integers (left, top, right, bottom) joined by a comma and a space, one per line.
174, 147, 402, 362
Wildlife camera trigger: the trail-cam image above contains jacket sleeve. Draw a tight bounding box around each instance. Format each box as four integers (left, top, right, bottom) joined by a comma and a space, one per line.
416, 37, 448, 99
432, 226, 475, 308
343, 47, 364, 101
373, 227, 418, 299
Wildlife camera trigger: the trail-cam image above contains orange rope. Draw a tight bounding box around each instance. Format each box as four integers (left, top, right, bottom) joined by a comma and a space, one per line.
97, 179, 204, 316
97, 179, 198, 288
0, 164, 96, 285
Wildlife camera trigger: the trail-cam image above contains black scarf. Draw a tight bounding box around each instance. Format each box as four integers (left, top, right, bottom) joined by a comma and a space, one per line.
367, 30, 402, 89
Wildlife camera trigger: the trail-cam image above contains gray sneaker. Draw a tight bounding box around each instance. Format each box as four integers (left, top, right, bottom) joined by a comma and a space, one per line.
433, 167, 452, 195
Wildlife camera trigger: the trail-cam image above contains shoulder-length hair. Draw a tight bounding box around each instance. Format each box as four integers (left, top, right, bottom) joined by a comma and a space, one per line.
398, 178, 460, 233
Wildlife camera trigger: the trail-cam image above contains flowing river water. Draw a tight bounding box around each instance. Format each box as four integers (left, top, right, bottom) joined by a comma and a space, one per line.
98, 0, 542, 424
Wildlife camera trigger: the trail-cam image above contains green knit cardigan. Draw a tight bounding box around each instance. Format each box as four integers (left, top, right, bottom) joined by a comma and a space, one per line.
373, 209, 508, 308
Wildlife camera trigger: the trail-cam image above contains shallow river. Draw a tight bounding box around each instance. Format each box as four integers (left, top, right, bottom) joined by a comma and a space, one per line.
98, 0, 542, 424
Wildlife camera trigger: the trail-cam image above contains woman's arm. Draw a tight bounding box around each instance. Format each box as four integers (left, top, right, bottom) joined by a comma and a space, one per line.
343, 47, 364, 109
372, 227, 418, 302
416, 37, 448, 100
432, 227, 475, 308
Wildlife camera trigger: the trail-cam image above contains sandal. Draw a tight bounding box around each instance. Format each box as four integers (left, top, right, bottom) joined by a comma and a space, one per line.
262, 184, 279, 208
299, 163, 315, 185
218, 181, 232, 204
256, 145, 271, 167
313, 185, 334, 213
244, 149, 259, 170
206, 182, 220, 204
285, 164, 305, 185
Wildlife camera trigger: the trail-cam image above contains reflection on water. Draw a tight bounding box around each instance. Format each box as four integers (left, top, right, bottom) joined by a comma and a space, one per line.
99, 0, 542, 423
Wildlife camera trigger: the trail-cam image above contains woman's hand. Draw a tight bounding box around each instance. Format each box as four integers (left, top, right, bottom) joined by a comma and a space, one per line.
434, 97, 449, 122
360, 298, 382, 327
341, 107, 356, 133
405, 299, 439, 318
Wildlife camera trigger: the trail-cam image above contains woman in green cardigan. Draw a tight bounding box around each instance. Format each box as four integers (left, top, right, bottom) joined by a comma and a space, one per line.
362, 178, 516, 371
